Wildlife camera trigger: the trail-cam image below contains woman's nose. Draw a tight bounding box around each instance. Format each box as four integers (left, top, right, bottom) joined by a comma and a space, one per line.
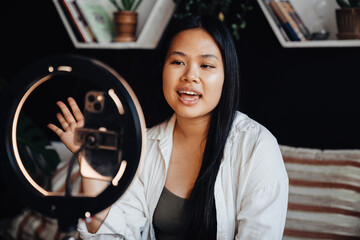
181, 64, 200, 83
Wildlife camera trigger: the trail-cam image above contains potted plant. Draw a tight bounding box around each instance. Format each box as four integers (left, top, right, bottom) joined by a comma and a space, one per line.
336, 0, 360, 39
173, 0, 254, 41
110, 0, 143, 42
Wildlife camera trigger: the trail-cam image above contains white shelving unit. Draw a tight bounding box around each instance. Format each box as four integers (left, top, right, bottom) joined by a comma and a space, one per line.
53, 0, 175, 49
258, 0, 360, 48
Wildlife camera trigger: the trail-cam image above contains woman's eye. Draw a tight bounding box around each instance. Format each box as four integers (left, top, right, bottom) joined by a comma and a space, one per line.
201, 64, 215, 69
170, 60, 184, 65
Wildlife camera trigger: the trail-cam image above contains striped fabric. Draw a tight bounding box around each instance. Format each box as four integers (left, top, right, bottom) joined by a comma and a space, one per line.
280, 145, 360, 240
5, 143, 360, 239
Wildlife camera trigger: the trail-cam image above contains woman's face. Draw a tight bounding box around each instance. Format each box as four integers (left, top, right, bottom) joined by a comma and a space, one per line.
162, 29, 224, 121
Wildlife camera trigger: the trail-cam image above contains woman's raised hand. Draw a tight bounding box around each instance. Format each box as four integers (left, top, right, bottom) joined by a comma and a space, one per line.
47, 97, 85, 154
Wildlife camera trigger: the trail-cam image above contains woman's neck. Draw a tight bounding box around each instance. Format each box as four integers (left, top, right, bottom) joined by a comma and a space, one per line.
174, 114, 210, 142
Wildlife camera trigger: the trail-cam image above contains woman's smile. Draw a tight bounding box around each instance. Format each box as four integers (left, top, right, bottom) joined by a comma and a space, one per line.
176, 87, 202, 105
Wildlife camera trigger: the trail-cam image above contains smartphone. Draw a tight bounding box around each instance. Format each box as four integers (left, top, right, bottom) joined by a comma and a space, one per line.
74, 90, 125, 181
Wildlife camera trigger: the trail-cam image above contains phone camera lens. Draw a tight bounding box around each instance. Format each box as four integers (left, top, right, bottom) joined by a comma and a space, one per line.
88, 95, 96, 102
94, 102, 102, 111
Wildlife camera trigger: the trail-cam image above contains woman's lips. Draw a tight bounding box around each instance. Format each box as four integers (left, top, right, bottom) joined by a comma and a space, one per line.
177, 90, 201, 105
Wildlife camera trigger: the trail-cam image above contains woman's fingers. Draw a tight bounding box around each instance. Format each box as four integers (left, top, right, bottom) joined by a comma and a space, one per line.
57, 100, 76, 126
56, 112, 70, 131
68, 97, 85, 128
48, 98, 84, 154
47, 123, 63, 137
55, 98, 84, 132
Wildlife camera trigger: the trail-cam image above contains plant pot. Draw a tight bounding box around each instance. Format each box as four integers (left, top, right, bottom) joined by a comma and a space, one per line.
336, 8, 360, 39
113, 11, 138, 42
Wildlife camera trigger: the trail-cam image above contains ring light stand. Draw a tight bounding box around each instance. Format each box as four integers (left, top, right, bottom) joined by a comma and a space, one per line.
0, 54, 147, 238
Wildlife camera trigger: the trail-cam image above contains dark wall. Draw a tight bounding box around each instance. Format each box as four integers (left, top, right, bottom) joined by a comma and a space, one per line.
1, 0, 360, 151
239, 5, 360, 150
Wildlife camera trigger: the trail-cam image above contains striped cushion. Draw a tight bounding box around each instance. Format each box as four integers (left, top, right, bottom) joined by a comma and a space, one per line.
280, 145, 360, 239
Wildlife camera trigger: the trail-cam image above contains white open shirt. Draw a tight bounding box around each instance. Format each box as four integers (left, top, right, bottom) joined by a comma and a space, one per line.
79, 111, 289, 240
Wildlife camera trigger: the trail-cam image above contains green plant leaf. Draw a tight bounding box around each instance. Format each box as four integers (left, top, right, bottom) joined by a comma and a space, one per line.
110, 0, 143, 11
337, 0, 350, 8
172, 0, 254, 40
232, 24, 240, 41
240, 21, 246, 29
133, 0, 142, 11
122, 0, 127, 10
110, 0, 123, 11
17, 113, 61, 177
349, 0, 360, 7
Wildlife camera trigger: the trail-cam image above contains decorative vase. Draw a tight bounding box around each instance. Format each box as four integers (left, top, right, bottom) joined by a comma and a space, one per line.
113, 11, 138, 42
336, 8, 360, 39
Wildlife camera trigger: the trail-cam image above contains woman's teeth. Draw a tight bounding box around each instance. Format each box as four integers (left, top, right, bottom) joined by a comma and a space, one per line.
177, 90, 198, 96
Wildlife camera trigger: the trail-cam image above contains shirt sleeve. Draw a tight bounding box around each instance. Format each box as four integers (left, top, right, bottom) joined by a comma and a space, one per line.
235, 128, 289, 240
78, 175, 151, 240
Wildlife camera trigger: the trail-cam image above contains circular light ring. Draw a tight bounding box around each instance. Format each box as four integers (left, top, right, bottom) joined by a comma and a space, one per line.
0, 54, 147, 231
12, 75, 55, 196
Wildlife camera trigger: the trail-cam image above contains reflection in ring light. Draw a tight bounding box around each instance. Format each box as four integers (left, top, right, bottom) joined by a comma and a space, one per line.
12, 75, 129, 196
57, 65, 72, 72
12, 75, 54, 196
108, 88, 125, 115
112, 160, 127, 186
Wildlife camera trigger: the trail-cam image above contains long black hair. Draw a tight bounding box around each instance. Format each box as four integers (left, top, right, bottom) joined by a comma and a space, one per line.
160, 15, 240, 239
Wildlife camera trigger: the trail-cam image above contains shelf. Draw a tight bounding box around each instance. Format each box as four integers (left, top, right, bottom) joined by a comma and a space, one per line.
53, 0, 175, 49
257, 0, 360, 48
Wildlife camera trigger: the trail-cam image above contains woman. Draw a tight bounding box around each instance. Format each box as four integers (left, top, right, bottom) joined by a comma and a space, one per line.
48, 15, 288, 239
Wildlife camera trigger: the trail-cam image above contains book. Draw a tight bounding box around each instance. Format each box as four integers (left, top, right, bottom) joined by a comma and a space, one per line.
76, 0, 116, 43
261, 0, 290, 41
281, 0, 311, 40
72, 0, 97, 42
62, 0, 96, 43
268, 1, 300, 41
58, 0, 85, 42
273, 0, 305, 41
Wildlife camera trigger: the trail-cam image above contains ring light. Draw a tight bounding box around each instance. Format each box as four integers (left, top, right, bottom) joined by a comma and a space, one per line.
0, 54, 146, 233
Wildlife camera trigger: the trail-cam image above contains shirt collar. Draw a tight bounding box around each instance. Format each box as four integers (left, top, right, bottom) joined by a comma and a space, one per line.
147, 114, 176, 141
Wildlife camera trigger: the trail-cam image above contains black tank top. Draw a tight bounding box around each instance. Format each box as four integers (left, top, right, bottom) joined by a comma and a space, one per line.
153, 187, 186, 240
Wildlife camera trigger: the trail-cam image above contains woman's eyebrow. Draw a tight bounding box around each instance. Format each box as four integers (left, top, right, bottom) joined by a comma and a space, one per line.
201, 54, 219, 61
169, 51, 186, 57
169, 51, 219, 61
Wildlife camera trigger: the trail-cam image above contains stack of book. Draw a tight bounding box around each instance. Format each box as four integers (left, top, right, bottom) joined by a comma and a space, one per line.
263, 0, 310, 41
59, 0, 116, 43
